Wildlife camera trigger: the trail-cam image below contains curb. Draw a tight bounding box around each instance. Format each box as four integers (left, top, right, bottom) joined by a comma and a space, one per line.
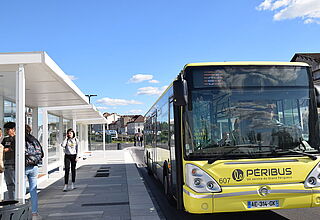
124, 150, 160, 220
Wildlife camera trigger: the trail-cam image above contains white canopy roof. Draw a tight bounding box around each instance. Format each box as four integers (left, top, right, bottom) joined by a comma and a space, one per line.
44, 105, 106, 124
0, 52, 106, 124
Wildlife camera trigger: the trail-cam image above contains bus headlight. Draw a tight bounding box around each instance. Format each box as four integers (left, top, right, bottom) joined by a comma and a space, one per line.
308, 177, 317, 186
186, 164, 221, 193
207, 181, 220, 191
194, 178, 202, 186
304, 161, 320, 188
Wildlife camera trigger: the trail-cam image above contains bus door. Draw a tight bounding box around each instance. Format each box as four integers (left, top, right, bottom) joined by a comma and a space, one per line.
169, 98, 177, 196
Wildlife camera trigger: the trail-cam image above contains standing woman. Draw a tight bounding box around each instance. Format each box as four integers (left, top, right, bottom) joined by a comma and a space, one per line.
61, 129, 78, 192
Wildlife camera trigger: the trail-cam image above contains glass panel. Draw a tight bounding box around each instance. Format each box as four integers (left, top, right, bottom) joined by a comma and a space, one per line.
186, 87, 315, 160
48, 114, 59, 164
4, 101, 33, 125
63, 119, 71, 139
157, 103, 169, 150
89, 124, 103, 151
26, 107, 32, 126
4, 100, 16, 122
145, 117, 153, 148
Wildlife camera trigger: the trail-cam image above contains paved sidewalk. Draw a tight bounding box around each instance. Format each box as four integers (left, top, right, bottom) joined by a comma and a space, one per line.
37, 149, 160, 220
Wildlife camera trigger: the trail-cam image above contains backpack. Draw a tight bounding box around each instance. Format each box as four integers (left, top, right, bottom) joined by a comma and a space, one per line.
25, 134, 43, 166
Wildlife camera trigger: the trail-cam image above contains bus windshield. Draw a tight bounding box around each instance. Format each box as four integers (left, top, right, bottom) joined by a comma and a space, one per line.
185, 66, 319, 160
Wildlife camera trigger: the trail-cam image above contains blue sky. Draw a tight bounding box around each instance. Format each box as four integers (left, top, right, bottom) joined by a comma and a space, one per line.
1, 0, 320, 115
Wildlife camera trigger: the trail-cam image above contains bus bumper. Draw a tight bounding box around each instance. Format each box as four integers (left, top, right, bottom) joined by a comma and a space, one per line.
183, 184, 320, 213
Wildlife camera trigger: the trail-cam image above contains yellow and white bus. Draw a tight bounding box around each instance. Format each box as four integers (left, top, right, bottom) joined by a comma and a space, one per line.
144, 62, 320, 213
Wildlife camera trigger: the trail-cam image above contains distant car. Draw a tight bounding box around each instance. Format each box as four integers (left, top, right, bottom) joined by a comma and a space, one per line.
106, 130, 118, 139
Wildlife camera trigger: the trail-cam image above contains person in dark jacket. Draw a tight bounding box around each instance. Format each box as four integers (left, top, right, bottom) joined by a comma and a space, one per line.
25, 124, 43, 220
2, 122, 16, 201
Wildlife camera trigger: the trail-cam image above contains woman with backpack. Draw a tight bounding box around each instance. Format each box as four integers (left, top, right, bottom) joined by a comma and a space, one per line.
61, 128, 79, 192
25, 124, 44, 220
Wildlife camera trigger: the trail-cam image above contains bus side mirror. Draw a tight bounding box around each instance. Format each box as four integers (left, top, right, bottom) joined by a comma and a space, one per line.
173, 79, 188, 106
315, 85, 320, 107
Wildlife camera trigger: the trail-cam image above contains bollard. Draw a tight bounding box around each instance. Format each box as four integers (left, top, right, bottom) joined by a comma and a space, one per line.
117, 143, 121, 150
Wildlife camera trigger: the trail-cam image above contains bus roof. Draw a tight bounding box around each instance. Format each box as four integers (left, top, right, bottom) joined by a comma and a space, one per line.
184, 61, 309, 70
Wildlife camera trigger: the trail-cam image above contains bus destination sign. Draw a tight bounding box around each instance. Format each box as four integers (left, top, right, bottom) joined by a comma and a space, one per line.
203, 71, 224, 87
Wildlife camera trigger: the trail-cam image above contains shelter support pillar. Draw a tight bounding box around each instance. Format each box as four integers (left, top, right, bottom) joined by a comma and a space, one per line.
58, 116, 64, 168
42, 109, 49, 175
78, 124, 83, 155
80, 124, 85, 154
16, 64, 26, 202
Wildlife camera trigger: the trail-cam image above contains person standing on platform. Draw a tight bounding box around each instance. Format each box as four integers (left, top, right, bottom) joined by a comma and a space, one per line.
25, 124, 43, 220
139, 134, 143, 147
2, 122, 16, 201
61, 128, 79, 192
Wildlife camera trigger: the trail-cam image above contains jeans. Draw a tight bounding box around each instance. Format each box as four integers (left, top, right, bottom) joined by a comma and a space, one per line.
25, 165, 38, 214
4, 165, 15, 200
64, 154, 77, 184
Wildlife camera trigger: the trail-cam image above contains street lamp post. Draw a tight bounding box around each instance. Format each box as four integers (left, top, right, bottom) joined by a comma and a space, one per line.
85, 94, 97, 104
85, 94, 97, 150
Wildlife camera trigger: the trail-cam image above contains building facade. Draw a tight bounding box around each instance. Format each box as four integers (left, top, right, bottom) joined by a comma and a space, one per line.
127, 115, 144, 135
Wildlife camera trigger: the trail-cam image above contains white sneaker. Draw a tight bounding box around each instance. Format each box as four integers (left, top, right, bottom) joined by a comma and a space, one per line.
32, 213, 42, 220
71, 183, 76, 190
63, 185, 68, 192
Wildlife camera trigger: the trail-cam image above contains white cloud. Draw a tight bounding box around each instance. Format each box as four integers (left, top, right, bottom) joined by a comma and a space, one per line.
257, 0, 320, 24
149, 79, 160, 84
137, 86, 167, 96
96, 97, 143, 106
96, 106, 109, 110
128, 74, 153, 83
67, 75, 78, 80
127, 109, 144, 114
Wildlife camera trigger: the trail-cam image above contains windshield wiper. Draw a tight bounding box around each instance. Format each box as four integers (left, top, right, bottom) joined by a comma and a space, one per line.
282, 139, 318, 160
207, 144, 275, 164
284, 150, 317, 160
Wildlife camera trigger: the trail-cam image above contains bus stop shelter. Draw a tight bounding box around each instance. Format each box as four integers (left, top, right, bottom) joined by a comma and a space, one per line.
0, 52, 107, 203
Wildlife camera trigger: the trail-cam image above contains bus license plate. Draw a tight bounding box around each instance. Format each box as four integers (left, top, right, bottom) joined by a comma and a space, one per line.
247, 200, 279, 208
